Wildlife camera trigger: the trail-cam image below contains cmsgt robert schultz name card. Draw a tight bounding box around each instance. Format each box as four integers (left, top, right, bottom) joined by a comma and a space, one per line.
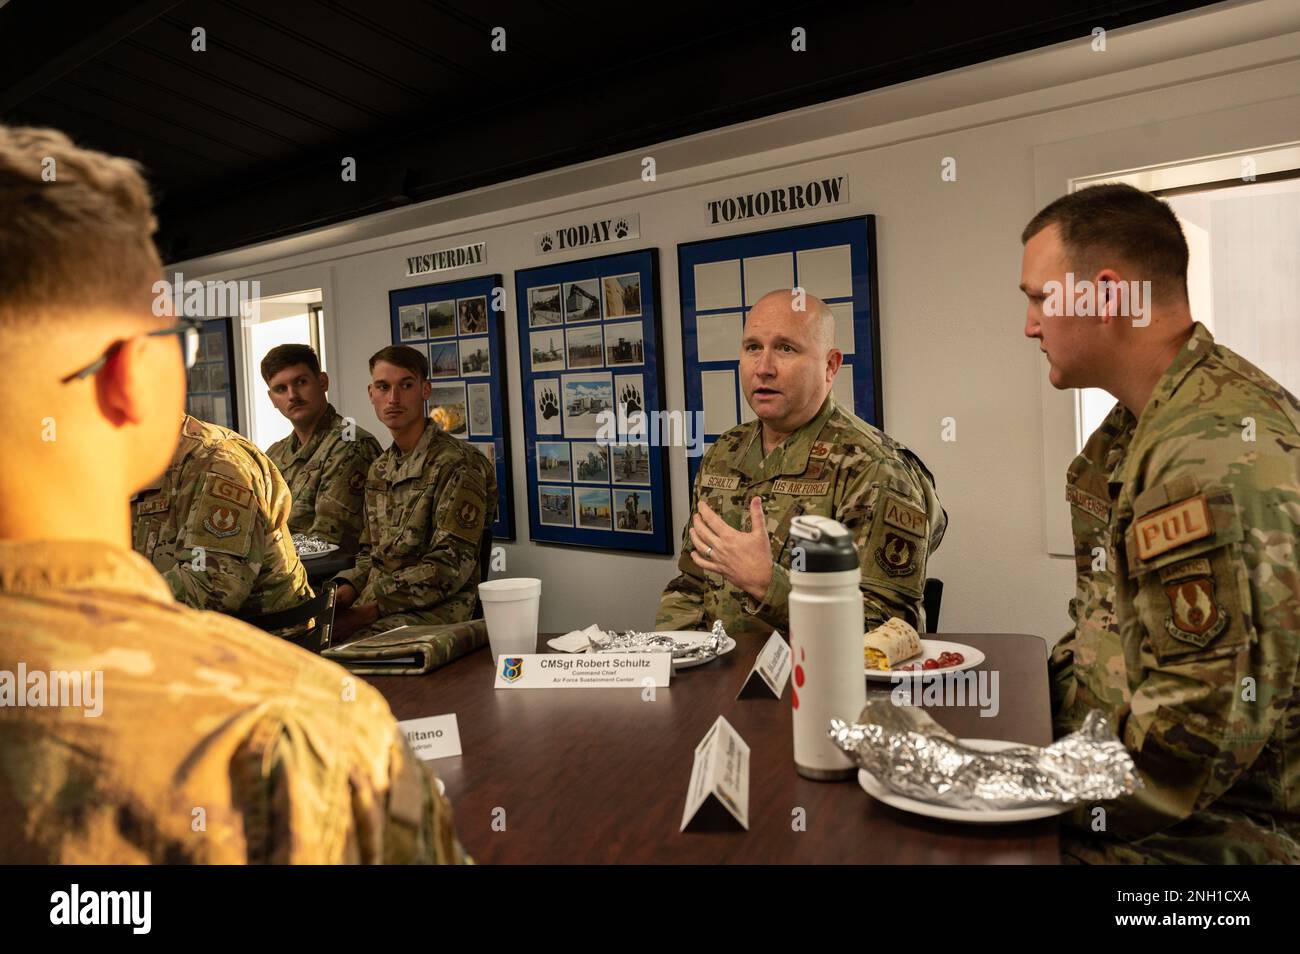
494, 652, 671, 689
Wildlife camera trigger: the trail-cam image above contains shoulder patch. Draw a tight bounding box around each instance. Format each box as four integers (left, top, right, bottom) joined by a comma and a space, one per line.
1134, 494, 1212, 561
203, 505, 242, 538
348, 470, 366, 495
1162, 576, 1229, 648
210, 477, 253, 509
439, 481, 486, 545
881, 492, 927, 538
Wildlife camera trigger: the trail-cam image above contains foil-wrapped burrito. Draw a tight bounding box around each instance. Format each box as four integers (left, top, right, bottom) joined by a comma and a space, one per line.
587, 619, 727, 659
828, 700, 1140, 810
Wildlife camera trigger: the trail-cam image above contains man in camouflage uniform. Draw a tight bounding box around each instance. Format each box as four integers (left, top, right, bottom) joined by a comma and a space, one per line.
133, 414, 314, 619
1022, 183, 1300, 863
263, 343, 382, 554
333, 346, 497, 641
0, 123, 465, 862
657, 290, 945, 639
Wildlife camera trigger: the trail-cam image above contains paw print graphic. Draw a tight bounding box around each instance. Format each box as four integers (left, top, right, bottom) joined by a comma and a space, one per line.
613, 219, 629, 239
540, 233, 554, 252
620, 384, 642, 414
539, 387, 559, 420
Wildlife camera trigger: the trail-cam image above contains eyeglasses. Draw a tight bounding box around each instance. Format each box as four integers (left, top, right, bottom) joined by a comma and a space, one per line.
61, 318, 204, 384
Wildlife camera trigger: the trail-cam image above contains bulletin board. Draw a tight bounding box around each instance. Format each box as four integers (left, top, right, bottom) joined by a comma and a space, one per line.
388, 272, 515, 540
186, 316, 239, 432
677, 215, 882, 486
513, 248, 673, 555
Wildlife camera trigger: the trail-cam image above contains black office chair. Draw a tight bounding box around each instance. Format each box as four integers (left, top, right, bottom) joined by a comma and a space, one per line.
471, 531, 494, 619
237, 581, 338, 653
923, 577, 944, 634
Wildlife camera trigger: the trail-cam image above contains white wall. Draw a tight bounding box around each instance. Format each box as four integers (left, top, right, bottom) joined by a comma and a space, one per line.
173, 0, 1300, 639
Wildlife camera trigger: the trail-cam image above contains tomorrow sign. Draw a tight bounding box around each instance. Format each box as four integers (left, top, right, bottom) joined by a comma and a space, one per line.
705, 175, 848, 225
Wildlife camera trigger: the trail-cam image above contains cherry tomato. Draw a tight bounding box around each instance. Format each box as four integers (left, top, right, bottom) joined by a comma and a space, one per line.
923, 658, 939, 670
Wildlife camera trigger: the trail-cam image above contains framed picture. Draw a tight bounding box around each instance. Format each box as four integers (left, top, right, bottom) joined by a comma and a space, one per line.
677, 216, 882, 488
388, 273, 515, 540
514, 248, 671, 554
185, 316, 239, 431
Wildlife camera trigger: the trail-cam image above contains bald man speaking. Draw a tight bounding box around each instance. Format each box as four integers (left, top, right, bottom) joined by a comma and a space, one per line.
657, 289, 946, 639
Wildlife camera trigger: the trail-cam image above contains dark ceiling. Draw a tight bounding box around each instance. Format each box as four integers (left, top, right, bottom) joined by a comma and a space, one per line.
1, 0, 1222, 262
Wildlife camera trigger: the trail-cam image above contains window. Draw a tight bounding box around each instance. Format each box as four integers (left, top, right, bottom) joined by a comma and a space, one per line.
1072, 155, 1300, 452
243, 289, 324, 449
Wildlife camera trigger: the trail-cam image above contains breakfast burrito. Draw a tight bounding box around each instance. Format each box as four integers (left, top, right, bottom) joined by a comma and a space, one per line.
863, 617, 922, 670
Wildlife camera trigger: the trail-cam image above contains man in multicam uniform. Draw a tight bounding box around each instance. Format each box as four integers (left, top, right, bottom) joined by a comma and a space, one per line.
656, 290, 946, 639
263, 343, 382, 554
0, 124, 465, 863
133, 414, 314, 618
333, 345, 497, 642
1021, 183, 1300, 864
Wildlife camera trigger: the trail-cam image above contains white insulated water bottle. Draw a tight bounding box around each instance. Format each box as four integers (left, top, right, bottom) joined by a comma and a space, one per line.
788, 514, 865, 780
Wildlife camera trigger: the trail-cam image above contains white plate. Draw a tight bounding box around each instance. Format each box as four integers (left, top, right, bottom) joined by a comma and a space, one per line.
864, 638, 983, 682
298, 543, 340, 560
857, 738, 1070, 824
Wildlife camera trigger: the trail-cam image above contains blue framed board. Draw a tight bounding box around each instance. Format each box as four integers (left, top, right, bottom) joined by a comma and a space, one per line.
186, 316, 238, 431
388, 272, 515, 540
677, 215, 882, 486
513, 248, 673, 555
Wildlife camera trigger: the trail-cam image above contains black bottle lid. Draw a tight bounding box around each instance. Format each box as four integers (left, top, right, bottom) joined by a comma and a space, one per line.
788, 515, 859, 573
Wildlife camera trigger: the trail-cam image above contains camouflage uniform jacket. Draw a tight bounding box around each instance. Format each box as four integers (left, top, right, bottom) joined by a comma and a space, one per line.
1060, 323, 1300, 864
335, 421, 496, 638
656, 394, 946, 639
132, 416, 312, 617
0, 540, 467, 863
1050, 403, 1133, 737
266, 403, 382, 554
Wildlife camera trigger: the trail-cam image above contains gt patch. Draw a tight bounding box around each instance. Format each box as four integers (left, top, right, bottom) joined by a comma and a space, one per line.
874, 532, 916, 577
203, 506, 241, 538
881, 493, 926, 538
1163, 576, 1229, 647
210, 478, 252, 509
1134, 494, 1212, 561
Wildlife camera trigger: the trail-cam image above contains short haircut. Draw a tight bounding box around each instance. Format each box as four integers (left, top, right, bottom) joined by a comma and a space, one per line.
0, 125, 161, 325
369, 344, 428, 381
260, 343, 320, 383
1021, 183, 1189, 302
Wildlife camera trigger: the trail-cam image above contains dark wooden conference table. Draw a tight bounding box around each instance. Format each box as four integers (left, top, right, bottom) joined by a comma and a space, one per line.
365, 632, 1059, 864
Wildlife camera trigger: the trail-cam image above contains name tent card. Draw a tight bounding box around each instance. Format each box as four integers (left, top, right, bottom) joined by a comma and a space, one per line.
398, 714, 462, 761
736, 631, 792, 700
494, 652, 671, 689
680, 716, 750, 832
